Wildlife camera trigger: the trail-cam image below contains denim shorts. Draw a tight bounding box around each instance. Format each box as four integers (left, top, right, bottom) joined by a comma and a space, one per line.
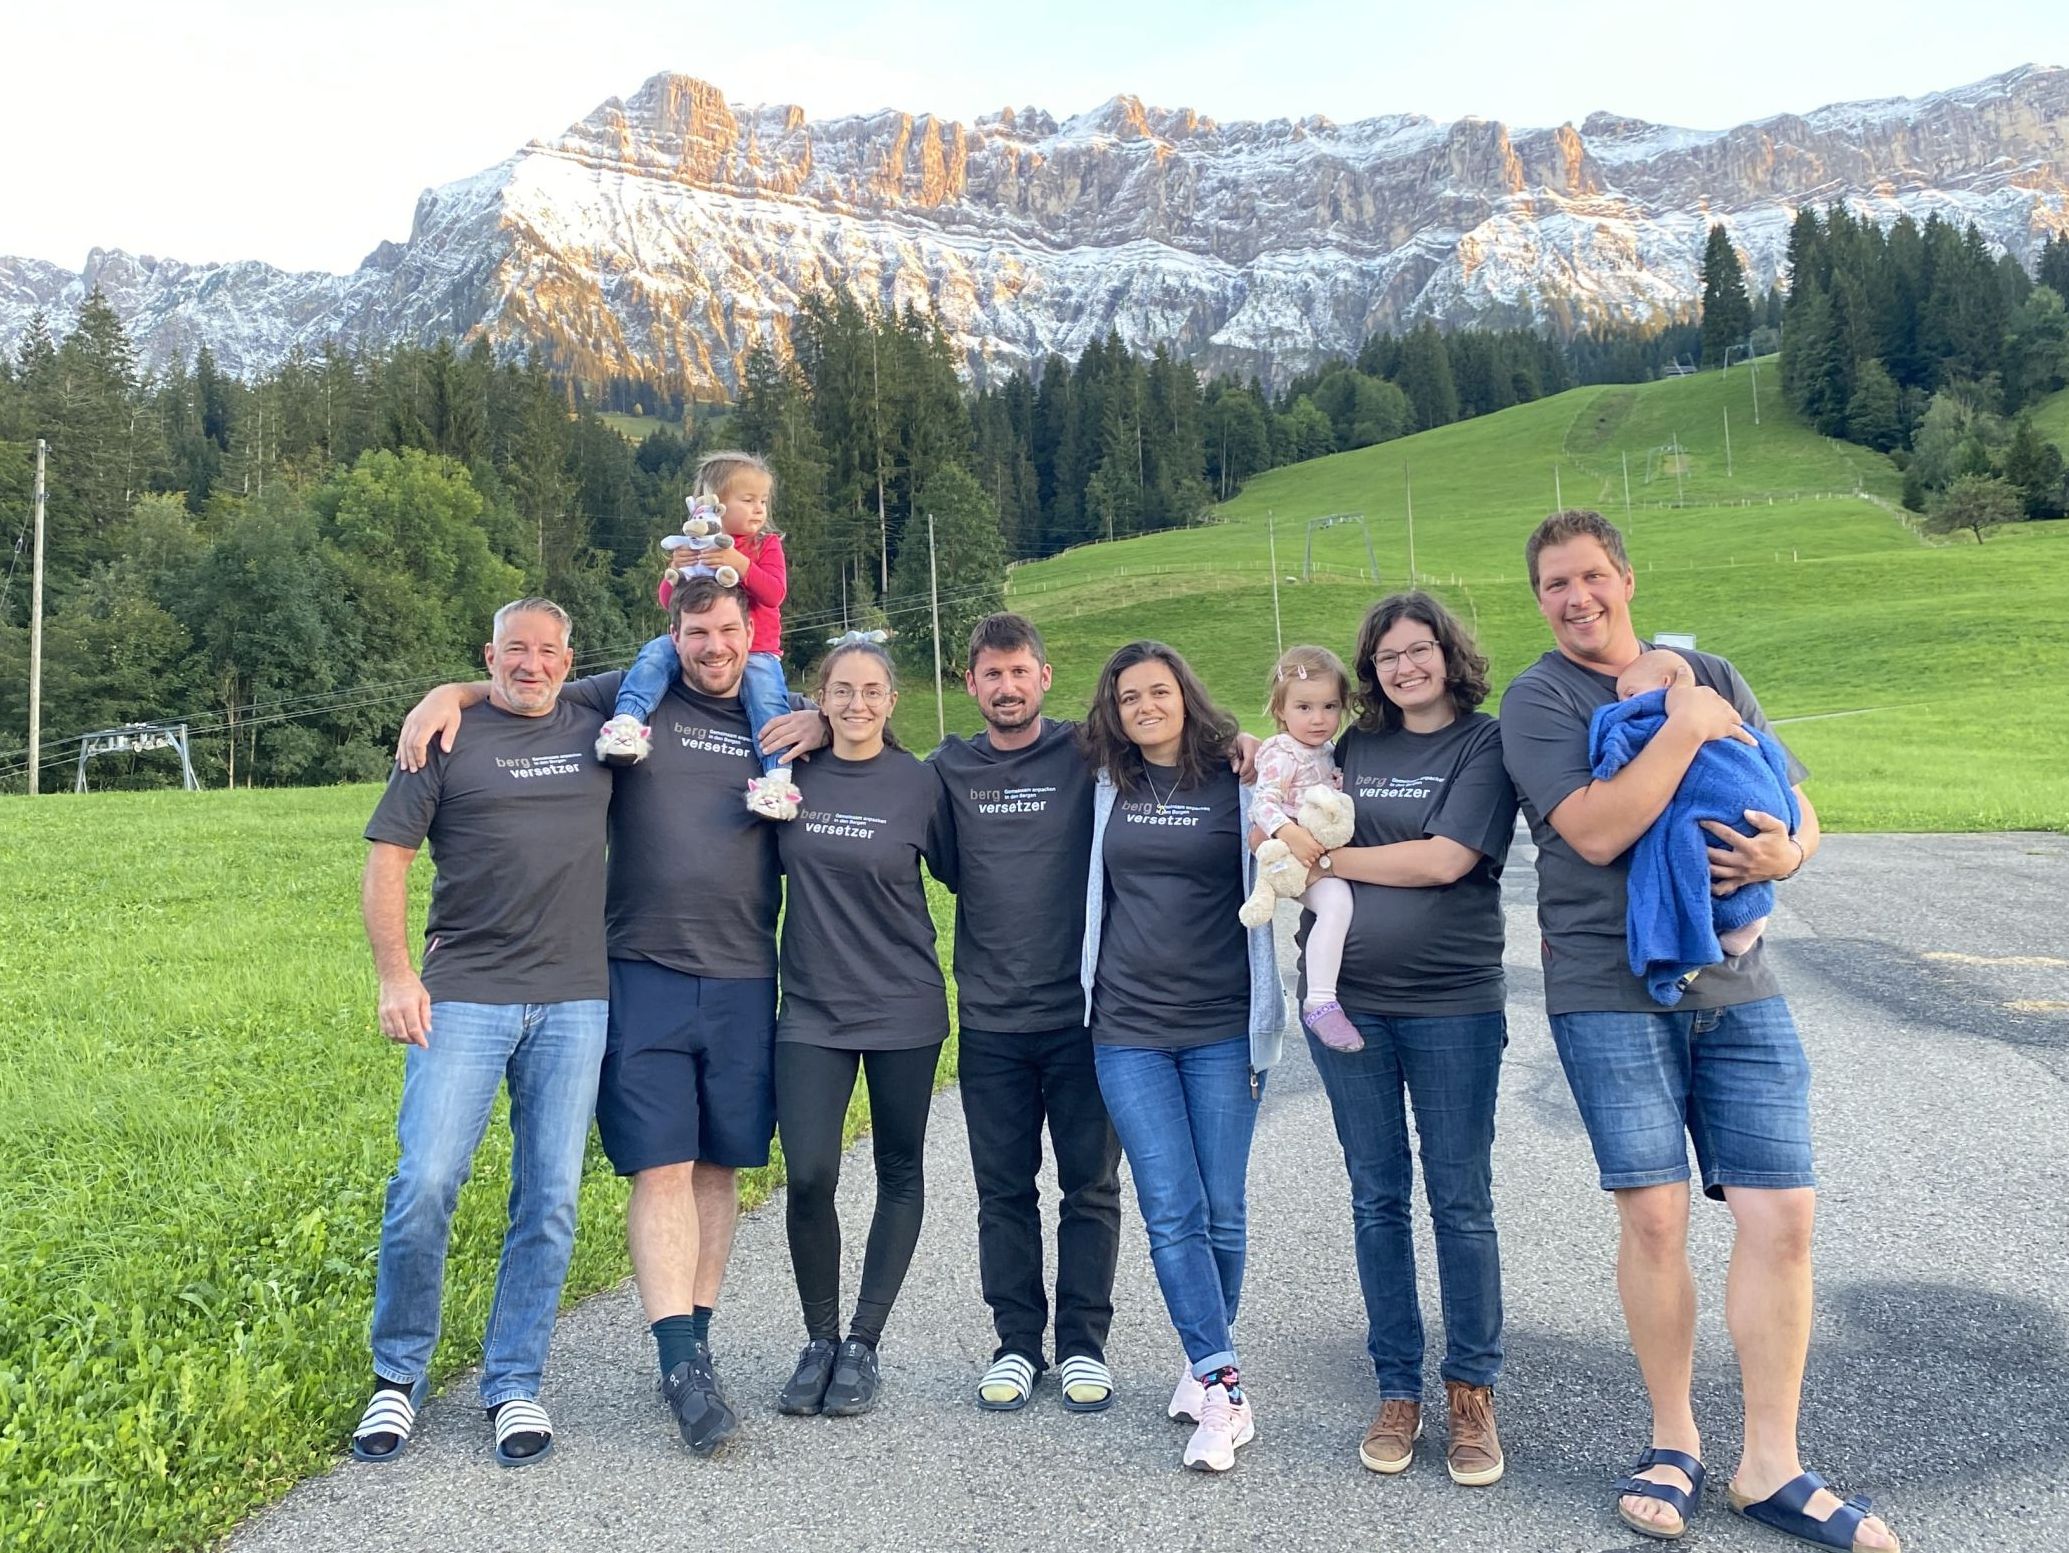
1547, 994, 1815, 1200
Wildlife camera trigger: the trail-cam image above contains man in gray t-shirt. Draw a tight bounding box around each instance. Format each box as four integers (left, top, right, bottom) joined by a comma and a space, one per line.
1500, 512, 1894, 1551
353, 597, 611, 1470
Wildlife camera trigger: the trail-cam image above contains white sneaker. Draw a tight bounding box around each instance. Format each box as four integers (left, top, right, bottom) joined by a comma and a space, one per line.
745, 765, 802, 820
595, 714, 651, 765
1167, 1364, 1207, 1424
1182, 1383, 1255, 1472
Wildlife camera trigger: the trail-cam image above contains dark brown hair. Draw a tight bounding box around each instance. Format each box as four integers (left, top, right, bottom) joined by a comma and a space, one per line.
668, 576, 752, 634
1524, 508, 1631, 591
966, 611, 1048, 669
814, 639, 905, 752
1077, 640, 1239, 795
1351, 590, 1491, 733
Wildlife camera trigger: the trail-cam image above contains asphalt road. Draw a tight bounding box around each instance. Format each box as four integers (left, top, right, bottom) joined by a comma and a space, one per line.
230, 831, 2069, 1553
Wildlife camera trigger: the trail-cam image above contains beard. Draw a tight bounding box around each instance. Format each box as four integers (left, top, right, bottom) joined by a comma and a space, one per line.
682, 653, 744, 697
982, 695, 1040, 733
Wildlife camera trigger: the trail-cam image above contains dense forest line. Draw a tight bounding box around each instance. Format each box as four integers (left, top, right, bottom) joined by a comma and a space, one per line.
5, 214, 2066, 788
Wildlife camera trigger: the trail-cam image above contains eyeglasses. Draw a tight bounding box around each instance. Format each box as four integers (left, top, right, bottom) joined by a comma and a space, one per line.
824, 686, 892, 707
1374, 640, 1442, 674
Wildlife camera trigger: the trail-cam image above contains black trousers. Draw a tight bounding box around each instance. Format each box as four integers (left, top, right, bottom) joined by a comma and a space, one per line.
957, 1023, 1123, 1366
776, 1040, 944, 1346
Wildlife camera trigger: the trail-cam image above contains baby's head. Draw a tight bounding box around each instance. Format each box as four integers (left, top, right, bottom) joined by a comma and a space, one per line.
694, 450, 775, 540
1616, 648, 1695, 701
1265, 645, 1352, 750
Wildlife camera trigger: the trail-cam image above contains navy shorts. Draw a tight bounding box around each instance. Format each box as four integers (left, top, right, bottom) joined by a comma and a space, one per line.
1547, 994, 1816, 1201
599, 959, 778, 1175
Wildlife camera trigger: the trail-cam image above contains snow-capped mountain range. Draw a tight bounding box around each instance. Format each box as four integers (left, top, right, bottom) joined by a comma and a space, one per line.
5, 65, 2067, 393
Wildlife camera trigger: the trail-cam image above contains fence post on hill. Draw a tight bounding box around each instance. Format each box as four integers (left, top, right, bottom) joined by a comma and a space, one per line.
28, 438, 46, 796
927, 512, 945, 743
1267, 511, 1283, 658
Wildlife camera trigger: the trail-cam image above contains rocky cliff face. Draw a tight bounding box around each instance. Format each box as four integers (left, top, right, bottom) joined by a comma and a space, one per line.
5, 65, 2066, 392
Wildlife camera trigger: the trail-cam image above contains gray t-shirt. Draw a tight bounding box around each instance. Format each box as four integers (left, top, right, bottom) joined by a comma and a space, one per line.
928, 719, 1092, 1033
565, 670, 783, 981
775, 748, 957, 1050
1301, 713, 1516, 1017
364, 698, 613, 1004
1091, 763, 1248, 1049
1500, 645, 1808, 1016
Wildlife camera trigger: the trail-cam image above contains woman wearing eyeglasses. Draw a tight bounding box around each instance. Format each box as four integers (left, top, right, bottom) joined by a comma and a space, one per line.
1305, 591, 1518, 1488
770, 633, 958, 1420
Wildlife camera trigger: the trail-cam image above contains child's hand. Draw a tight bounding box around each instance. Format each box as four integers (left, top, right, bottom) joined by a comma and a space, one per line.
704, 543, 750, 576
1278, 823, 1324, 868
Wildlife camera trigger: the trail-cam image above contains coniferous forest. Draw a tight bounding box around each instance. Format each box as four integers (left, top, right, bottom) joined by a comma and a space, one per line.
3, 219, 2066, 789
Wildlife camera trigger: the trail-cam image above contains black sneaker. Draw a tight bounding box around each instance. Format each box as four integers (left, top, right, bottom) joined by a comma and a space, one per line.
821, 1338, 882, 1418
777, 1338, 840, 1416
661, 1344, 739, 1457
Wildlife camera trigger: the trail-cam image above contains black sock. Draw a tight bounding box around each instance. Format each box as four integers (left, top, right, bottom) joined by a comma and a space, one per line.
690, 1305, 713, 1346
487, 1400, 549, 1460
652, 1314, 701, 1379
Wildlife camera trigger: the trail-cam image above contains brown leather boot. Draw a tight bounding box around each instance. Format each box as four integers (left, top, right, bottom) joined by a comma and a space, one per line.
1358, 1397, 1422, 1474
1445, 1380, 1505, 1486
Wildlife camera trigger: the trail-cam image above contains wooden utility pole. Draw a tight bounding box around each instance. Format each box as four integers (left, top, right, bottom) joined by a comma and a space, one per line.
28, 439, 46, 795
1403, 466, 1417, 582
1266, 511, 1283, 657
1724, 407, 1734, 478
927, 513, 945, 742
1622, 450, 1633, 518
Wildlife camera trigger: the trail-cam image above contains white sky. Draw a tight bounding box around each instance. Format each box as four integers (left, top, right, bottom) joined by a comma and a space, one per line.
2, 0, 2061, 273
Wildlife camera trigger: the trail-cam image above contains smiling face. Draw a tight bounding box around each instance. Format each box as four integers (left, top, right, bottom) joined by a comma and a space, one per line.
1533, 536, 1639, 669
967, 645, 1051, 734
672, 594, 752, 697
715, 471, 772, 541
1115, 660, 1185, 762
1372, 616, 1451, 722
821, 647, 896, 755
484, 609, 572, 716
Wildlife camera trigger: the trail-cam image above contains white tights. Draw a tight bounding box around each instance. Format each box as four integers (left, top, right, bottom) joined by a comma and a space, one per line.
1299, 876, 1354, 1007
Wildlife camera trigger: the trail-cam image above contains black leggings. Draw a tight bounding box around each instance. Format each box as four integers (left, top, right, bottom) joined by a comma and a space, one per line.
776, 1040, 944, 1346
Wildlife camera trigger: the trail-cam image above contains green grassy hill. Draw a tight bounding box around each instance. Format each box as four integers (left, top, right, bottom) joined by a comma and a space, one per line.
2031, 384, 2069, 452
935, 362, 2066, 833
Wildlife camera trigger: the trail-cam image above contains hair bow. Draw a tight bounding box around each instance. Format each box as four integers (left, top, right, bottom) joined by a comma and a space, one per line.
826, 628, 892, 647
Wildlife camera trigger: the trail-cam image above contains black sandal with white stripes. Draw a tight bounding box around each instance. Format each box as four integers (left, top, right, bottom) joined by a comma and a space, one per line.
491, 1397, 555, 1468
350, 1378, 427, 1464
976, 1353, 1039, 1411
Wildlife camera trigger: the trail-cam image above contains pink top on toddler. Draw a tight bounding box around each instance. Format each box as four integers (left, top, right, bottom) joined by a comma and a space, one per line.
1250, 732, 1341, 838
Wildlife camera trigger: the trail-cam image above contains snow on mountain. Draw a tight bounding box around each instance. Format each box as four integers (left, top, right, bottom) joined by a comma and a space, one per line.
4, 65, 2067, 393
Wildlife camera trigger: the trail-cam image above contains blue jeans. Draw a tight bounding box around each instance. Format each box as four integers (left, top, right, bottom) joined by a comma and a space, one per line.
1309, 1012, 1506, 1398
616, 638, 790, 775
370, 999, 607, 1406
1093, 1037, 1262, 1376
1548, 995, 1815, 1201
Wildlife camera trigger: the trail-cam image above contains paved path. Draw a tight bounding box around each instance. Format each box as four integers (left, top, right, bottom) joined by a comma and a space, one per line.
232, 833, 2069, 1553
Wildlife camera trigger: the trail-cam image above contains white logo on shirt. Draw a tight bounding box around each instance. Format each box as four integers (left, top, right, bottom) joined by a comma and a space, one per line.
496, 751, 587, 780
1118, 798, 1210, 829
673, 721, 753, 760
1357, 773, 1447, 802
801, 809, 888, 840
968, 783, 1056, 816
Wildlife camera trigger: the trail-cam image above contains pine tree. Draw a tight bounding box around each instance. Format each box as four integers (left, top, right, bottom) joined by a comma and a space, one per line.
2040, 234, 2069, 302
884, 463, 1004, 674
1844, 360, 1902, 452
1393, 322, 1459, 431
1699, 224, 1754, 367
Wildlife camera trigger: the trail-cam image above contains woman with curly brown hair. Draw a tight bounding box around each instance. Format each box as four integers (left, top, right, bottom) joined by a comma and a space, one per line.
1304, 590, 1519, 1489
1075, 640, 1285, 1473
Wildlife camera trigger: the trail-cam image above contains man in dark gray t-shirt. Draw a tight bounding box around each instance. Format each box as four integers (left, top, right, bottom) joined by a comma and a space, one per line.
354, 597, 611, 1469
928, 613, 1123, 1413
1500, 512, 1894, 1551
390, 579, 826, 1459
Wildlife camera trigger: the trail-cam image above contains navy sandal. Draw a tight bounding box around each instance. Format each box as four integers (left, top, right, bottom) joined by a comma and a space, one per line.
1728, 1470, 1889, 1550
1614, 1447, 1706, 1540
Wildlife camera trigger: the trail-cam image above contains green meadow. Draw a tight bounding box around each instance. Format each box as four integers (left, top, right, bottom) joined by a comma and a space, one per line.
4, 362, 2063, 1549
0, 791, 954, 1550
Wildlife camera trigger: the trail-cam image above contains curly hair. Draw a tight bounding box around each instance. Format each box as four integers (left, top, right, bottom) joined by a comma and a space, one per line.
1350, 590, 1492, 733
1077, 640, 1239, 795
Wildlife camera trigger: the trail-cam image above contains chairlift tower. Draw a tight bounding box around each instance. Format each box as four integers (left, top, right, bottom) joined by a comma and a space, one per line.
75, 722, 200, 793
1301, 512, 1380, 584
